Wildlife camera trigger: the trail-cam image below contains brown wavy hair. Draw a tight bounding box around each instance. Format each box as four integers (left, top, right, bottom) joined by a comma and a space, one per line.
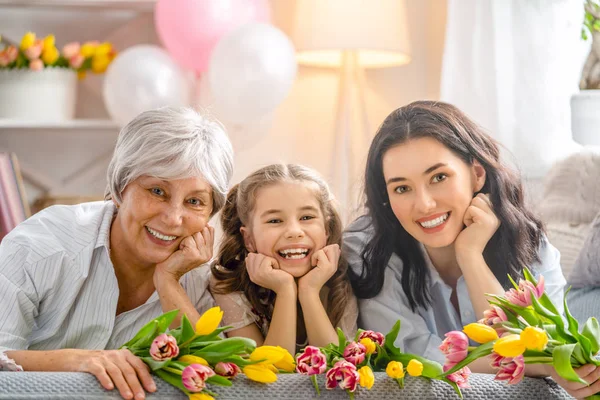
212, 164, 353, 330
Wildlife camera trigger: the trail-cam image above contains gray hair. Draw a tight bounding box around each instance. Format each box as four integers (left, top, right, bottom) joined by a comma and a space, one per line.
105, 106, 234, 216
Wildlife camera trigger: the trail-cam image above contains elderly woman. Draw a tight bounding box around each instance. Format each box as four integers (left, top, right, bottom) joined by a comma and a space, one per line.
0, 107, 234, 400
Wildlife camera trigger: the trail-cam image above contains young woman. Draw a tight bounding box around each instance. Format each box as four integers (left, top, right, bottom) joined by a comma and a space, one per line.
211, 164, 357, 355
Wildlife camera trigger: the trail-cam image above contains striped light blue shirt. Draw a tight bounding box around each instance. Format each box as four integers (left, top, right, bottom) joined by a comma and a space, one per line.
0, 201, 214, 355
343, 216, 567, 364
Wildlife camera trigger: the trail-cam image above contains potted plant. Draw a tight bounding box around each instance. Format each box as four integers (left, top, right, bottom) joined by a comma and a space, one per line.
0, 32, 116, 121
572, 0, 600, 146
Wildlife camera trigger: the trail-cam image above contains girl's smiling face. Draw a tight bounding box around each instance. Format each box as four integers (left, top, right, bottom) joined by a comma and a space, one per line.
241, 181, 328, 278
382, 137, 486, 249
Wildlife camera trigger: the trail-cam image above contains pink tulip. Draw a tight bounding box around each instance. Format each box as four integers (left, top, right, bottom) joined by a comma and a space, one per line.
296, 346, 327, 375
443, 364, 471, 389
149, 333, 179, 361
69, 54, 84, 69
181, 363, 215, 392
479, 305, 509, 334
325, 360, 359, 392
342, 341, 366, 365
5, 46, 18, 63
0, 52, 9, 67
62, 42, 80, 59
505, 275, 545, 307
358, 330, 385, 347
439, 331, 469, 364
24, 41, 43, 60
214, 362, 241, 379
29, 59, 44, 71
491, 354, 525, 385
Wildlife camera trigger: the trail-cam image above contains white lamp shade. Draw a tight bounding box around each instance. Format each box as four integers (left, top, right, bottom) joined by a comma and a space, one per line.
292, 0, 412, 68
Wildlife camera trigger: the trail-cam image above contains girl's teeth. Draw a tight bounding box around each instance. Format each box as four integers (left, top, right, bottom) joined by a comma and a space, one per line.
419, 213, 448, 228
146, 227, 176, 241
278, 248, 309, 259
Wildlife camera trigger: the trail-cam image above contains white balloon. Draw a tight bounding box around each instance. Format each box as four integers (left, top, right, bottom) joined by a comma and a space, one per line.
103, 45, 191, 126
208, 23, 297, 125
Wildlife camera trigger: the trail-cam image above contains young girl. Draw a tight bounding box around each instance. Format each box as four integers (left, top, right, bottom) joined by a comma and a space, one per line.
211, 164, 357, 354
344, 101, 591, 382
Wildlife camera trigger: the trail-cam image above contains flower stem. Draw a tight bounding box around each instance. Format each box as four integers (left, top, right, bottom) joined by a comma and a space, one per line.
524, 357, 553, 364
311, 374, 320, 395
163, 366, 183, 376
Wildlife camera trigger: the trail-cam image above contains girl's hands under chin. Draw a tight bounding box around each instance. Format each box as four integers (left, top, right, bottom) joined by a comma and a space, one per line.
298, 244, 340, 294
154, 225, 214, 282
454, 193, 500, 263
245, 252, 296, 294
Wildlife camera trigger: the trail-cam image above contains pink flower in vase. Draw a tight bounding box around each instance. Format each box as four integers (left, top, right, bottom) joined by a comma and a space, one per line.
5, 46, 18, 64
443, 364, 471, 389
358, 330, 385, 347
24, 40, 43, 60
214, 362, 241, 379
342, 341, 366, 365
325, 360, 359, 392
492, 354, 525, 385
62, 42, 80, 59
29, 59, 44, 71
296, 346, 327, 375
439, 331, 469, 364
505, 275, 545, 307
69, 54, 85, 69
0, 52, 9, 67
149, 333, 179, 361
181, 363, 215, 392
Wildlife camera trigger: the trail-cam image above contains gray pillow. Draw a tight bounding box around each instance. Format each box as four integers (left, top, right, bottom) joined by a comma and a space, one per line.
568, 212, 600, 288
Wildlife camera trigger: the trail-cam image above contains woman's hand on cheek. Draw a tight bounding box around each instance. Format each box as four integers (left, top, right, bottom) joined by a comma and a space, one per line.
245, 252, 295, 295
454, 193, 500, 262
154, 225, 215, 281
298, 244, 340, 294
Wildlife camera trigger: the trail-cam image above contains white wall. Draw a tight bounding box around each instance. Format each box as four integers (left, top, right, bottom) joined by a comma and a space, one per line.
0, 1, 447, 211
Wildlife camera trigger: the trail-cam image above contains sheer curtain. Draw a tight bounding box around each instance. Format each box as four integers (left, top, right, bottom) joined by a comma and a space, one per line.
440, 0, 588, 181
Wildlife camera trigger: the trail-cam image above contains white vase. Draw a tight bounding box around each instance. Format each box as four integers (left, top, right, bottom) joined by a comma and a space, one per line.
571, 90, 600, 146
0, 68, 77, 121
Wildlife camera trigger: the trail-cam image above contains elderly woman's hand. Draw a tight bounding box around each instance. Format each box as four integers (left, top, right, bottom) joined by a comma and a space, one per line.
154, 225, 215, 282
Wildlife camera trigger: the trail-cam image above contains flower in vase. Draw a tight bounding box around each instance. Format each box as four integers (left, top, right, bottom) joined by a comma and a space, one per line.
358, 330, 385, 347
42, 46, 59, 65
80, 41, 99, 58
24, 41, 43, 61
296, 346, 327, 375
181, 363, 215, 392
69, 54, 85, 69
29, 59, 43, 71
343, 341, 366, 365
20, 32, 36, 51
62, 42, 80, 59
149, 333, 179, 361
325, 360, 359, 392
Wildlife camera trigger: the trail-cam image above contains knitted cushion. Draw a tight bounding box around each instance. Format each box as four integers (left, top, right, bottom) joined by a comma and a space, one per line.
545, 221, 592, 280
0, 371, 574, 400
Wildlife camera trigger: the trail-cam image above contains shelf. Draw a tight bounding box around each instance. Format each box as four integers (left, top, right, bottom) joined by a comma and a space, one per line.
0, 0, 155, 11
0, 119, 119, 130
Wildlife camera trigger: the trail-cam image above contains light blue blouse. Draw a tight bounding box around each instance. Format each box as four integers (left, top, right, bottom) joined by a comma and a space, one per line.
343, 217, 567, 364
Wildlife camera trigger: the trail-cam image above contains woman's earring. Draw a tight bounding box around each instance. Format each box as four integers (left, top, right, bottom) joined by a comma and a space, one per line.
382, 202, 388, 206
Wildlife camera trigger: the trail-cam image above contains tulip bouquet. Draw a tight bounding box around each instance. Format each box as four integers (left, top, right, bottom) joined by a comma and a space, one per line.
295, 322, 467, 399
0, 32, 116, 78
120, 307, 295, 400
441, 268, 600, 399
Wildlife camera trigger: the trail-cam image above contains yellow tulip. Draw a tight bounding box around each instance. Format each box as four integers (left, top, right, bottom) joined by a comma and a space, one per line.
80, 41, 98, 58
42, 46, 59, 65
177, 355, 209, 366
243, 364, 278, 383
406, 359, 423, 377
42, 35, 55, 51
463, 323, 499, 344
272, 346, 296, 372
520, 326, 548, 352
359, 337, 376, 355
493, 334, 526, 358
20, 32, 36, 51
358, 366, 375, 390
386, 361, 405, 379
195, 306, 223, 335
95, 42, 113, 56
188, 393, 214, 400
91, 54, 111, 74
249, 346, 285, 364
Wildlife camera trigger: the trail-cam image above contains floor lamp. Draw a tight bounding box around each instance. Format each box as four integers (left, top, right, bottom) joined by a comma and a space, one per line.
291, 0, 412, 222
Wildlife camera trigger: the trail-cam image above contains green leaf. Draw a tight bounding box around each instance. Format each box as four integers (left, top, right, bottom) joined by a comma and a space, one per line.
157, 309, 181, 333
530, 294, 576, 343
154, 369, 186, 392
141, 356, 173, 371
390, 353, 443, 379
181, 314, 196, 344
552, 344, 588, 385
120, 320, 159, 350
194, 337, 256, 356
441, 377, 463, 399
220, 355, 258, 367
206, 375, 233, 386
582, 317, 600, 355
337, 327, 347, 353
383, 320, 402, 357
443, 341, 494, 376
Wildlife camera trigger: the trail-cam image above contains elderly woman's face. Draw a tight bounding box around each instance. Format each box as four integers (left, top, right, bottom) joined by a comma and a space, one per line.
114, 175, 213, 266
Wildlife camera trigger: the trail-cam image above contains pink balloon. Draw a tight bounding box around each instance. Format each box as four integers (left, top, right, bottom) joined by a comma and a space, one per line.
155, 0, 271, 73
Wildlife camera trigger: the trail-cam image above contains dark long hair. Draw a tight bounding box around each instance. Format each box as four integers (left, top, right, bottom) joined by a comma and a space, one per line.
348, 101, 544, 312
212, 164, 353, 329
